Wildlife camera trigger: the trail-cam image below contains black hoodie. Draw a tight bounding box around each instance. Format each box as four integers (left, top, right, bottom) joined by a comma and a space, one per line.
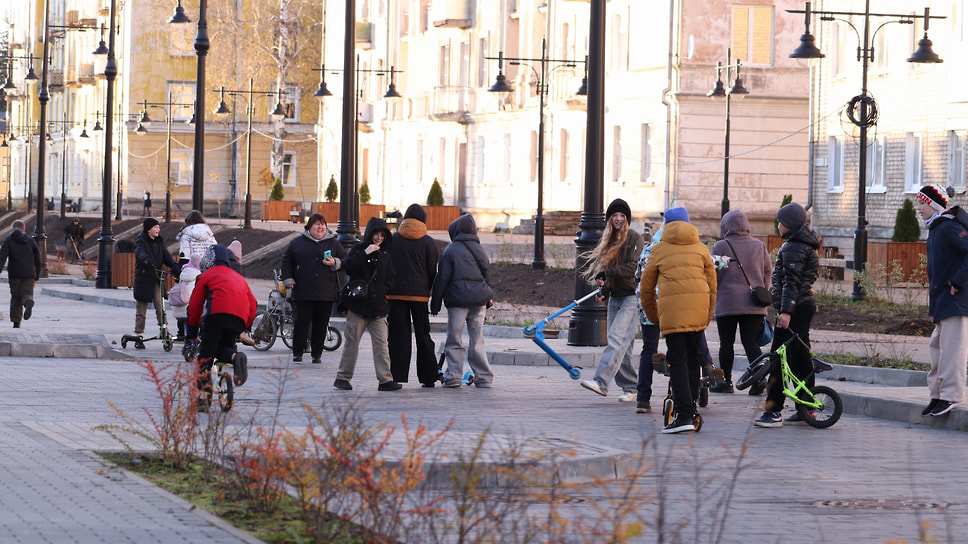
340, 217, 394, 318
0, 228, 40, 280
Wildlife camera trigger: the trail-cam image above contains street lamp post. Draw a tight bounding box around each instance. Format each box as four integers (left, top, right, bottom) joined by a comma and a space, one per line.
487, 39, 584, 270
788, 1, 943, 301
708, 49, 748, 218
210, 81, 280, 229
95, 0, 119, 289
33, 0, 53, 279
170, 0, 210, 213
135, 95, 181, 223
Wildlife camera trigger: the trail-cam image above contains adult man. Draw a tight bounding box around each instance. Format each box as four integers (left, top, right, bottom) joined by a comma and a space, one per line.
0, 220, 41, 328
917, 184, 968, 417
64, 218, 85, 262
387, 204, 440, 386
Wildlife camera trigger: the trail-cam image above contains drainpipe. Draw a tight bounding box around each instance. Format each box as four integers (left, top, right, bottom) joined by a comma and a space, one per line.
661, 0, 682, 211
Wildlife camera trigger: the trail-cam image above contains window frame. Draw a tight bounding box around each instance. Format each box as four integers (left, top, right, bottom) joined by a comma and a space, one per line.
827, 136, 844, 193
905, 132, 923, 192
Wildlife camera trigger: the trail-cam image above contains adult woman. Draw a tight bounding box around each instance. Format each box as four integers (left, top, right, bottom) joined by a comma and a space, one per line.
579, 198, 644, 401
709, 209, 772, 394
176, 210, 216, 266
334, 217, 400, 391
133, 218, 179, 348
281, 214, 345, 364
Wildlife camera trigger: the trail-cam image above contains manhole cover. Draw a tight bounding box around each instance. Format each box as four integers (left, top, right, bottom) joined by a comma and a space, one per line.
813, 499, 946, 511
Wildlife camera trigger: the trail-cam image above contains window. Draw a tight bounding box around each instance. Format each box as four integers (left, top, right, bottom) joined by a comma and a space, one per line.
282, 151, 296, 187
732, 4, 774, 65
827, 136, 844, 192
477, 37, 488, 88
439, 43, 451, 87
612, 125, 622, 182
872, 25, 889, 72
829, 22, 847, 78
419, 0, 430, 33
168, 83, 195, 121
171, 149, 193, 186
559, 129, 570, 182
949, 130, 967, 192
641, 123, 652, 183
905, 133, 923, 192
416, 139, 424, 182
866, 136, 886, 192
610, 13, 627, 71
169, 25, 194, 57
280, 85, 301, 122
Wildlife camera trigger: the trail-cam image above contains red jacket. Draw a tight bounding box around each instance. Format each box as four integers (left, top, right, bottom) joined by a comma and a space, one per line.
187, 264, 257, 328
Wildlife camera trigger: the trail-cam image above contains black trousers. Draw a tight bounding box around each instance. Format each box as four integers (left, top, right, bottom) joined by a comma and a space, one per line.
291, 300, 335, 359
766, 301, 816, 412
715, 314, 764, 381
388, 299, 437, 384
636, 323, 661, 402
665, 330, 705, 419
196, 314, 244, 394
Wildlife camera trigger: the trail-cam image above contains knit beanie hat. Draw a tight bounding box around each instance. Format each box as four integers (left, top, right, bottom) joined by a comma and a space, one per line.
917, 184, 949, 212
605, 198, 632, 220
404, 203, 427, 223
189, 252, 202, 269
776, 202, 807, 229
663, 207, 690, 224
143, 217, 160, 232
228, 240, 242, 261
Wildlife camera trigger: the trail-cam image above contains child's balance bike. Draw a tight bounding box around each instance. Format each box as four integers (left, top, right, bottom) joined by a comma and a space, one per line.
652, 353, 726, 432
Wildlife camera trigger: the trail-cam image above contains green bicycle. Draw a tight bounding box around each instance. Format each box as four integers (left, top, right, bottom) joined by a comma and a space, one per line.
736, 331, 843, 428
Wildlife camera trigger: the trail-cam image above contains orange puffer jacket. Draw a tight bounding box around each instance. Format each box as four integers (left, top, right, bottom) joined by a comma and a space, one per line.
639, 221, 717, 335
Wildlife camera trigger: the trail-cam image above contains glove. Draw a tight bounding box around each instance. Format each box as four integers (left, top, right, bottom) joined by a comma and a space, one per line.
284, 280, 295, 289
595, 272, 606, 282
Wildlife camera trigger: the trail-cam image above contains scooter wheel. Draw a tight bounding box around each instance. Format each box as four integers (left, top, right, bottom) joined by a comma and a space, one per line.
462, 370, 475, 385
162, 338, 173, 352
693, 414, 703, 433
121, 339, 127, 349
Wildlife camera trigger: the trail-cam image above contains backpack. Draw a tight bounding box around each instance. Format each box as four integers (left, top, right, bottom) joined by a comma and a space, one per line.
168, 281, 188, 307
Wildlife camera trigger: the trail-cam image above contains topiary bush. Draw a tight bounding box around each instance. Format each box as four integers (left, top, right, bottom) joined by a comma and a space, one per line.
427, 178, 444, 207
892, 199, 921, 242
325, 175, 338, 202
270, 178, 285, 201
359, 182, 371, 205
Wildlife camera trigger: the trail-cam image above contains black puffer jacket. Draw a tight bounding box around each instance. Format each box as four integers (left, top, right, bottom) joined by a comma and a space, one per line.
340, 217, 394, 318
431, 215, 493, 313
0, 228, 40, 280
387, 217, 439, 301
771, 222, 821, 315
134, 230, 179, 302
281, 229, 345, 301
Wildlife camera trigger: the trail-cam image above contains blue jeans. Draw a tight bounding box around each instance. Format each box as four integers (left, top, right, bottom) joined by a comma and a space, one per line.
591, 295, 639, 394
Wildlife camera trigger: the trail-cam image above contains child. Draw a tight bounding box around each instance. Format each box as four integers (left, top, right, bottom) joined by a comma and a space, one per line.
187, 245, 258, 411
640, 207, 717, 434
169, 253, 201, 341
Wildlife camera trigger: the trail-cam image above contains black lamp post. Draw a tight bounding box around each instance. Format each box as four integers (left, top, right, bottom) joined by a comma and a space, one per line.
95, 0, 119, 289
788, 1, 943, 301
568, 0, 607, 346
170, 0, 210, 214
487, 39, 584, 270
33, 0, 52, 279
209, 81, 279, 229
707, 49, 748, 218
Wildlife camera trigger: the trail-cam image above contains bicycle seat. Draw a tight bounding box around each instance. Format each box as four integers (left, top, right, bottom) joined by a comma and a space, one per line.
812, 357, 834, 373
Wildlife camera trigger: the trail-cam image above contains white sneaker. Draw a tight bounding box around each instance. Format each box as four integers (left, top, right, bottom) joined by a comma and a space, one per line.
618, 391, 637, 403
580, 380, 606, 396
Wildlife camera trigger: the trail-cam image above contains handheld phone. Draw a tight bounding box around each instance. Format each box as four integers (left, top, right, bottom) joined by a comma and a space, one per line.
324, 250, 332, 260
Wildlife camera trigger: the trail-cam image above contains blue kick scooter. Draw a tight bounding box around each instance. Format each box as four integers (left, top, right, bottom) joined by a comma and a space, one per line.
522, 288, 601, 380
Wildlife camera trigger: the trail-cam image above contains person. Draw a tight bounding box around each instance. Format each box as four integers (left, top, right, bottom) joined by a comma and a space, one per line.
176, 210, 216, 266
579, 198, 643, 401
169, 253, 202, 342
917, 184, 968, 417
115, 237, 136, 254
640, 206, 717, 434
280, 213, 345, 364
0, 219, 40, 328
133, 217, 179, 349
63, 218, 85, 262
754, 202, 821, 428
227, 240, 243, 274
187, 245, 257, 412
142, 191, 152, 217
387, 204, 441, 386
709, 209, 772, 394
334, 217, 401, 391
431, 214, 494, 388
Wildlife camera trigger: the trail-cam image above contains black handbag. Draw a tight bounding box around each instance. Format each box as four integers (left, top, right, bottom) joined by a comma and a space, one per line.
723, 238, 773, 307
341, 268, 377, 301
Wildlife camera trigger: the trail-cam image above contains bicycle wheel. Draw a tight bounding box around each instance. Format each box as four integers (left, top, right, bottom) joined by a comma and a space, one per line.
662, 396, 675, 427
280, 316, 295, 349
698, 383, 709, 408
250, 312, 276, 351
799, 385, 842, 429
323, 326, 343, 351
736, 353, 773, 390
218, 371, 234, 412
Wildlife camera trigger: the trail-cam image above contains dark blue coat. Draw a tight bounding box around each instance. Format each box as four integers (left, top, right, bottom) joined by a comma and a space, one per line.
926, 208, 968, 322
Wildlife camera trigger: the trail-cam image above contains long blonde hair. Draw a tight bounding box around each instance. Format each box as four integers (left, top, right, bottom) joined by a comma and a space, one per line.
582, 215, 629, 280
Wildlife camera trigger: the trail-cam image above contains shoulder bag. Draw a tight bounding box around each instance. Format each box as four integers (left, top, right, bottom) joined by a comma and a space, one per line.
341, 267, 377, 301
723, 238, 772, 307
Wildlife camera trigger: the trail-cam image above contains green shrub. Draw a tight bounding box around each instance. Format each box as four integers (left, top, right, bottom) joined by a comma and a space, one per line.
359, 182, 371, 205
427, 178, 444, 206
324, 175, 338, 202
270, 178, 284, 201
892, 199, 921, 242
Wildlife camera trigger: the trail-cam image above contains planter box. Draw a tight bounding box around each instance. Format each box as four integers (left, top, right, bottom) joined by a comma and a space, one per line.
111, 253, 135, 288
425, 205, 461, 230
310, 203, 386, 226
262, 200, 298, 221
868, 241, 926, 281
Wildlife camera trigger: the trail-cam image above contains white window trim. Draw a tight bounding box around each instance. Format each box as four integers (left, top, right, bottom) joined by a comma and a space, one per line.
171, 149, 193, 186
866, 136, 887, 193
640, 123, 652, 183
904, 133, 923, 192
282, 151, 296, 187
167, 82, 196, 121
827, 136, 844, 193
949, 130, 967, 192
